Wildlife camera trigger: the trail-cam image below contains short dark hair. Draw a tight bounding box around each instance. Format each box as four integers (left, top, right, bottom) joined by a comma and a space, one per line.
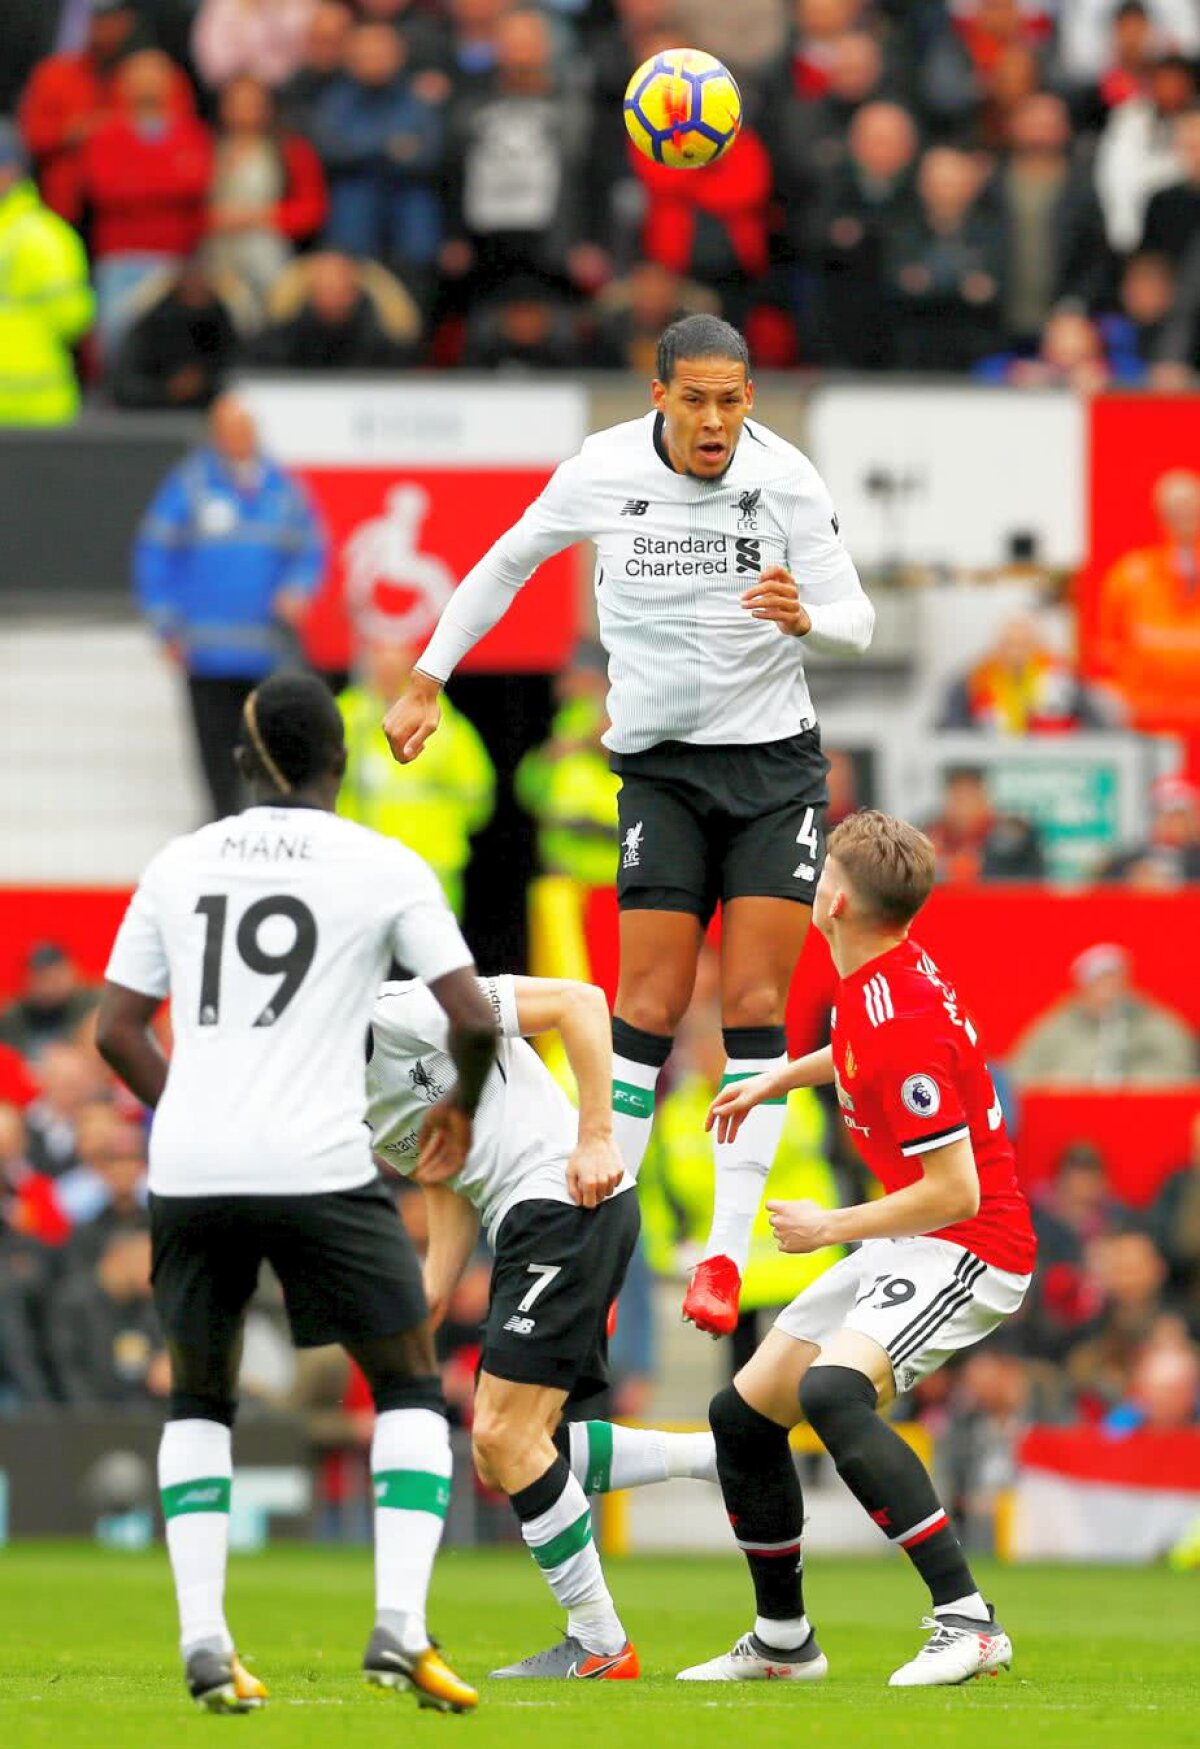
655, 315, 750, 384
238, 671, 344, 793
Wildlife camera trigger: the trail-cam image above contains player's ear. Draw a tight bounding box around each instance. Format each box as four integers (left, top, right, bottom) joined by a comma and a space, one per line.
650, 377, 668, 412
744, 376, 755, 411
331, 744, 348, 780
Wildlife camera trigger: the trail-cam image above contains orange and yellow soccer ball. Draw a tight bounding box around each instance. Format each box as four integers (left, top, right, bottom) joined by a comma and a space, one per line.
623, 48, 742, 170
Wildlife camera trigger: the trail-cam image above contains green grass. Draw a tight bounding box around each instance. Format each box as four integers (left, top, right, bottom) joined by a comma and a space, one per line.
0, 1545, 1196, 1749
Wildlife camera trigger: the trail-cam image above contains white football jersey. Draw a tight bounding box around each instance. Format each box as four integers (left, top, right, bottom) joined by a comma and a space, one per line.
367, 976, 631, 1243
105, 807, 474, 1197
420, 411, 872, 754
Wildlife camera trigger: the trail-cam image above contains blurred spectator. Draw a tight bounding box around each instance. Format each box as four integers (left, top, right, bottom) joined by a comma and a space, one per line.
78, 50, 214, 357
277, 0, 354, 134
109, 257, 242, 409
0, 1218, 54, 1407
995, 93, 1110, 348
1066, 1231, 1173, 1413
1093, 468, 1200, 733
1010, 941, 1198, 1085
1021, 1140, 1115, 1357
978, 305, 1125, 388
254, 248, 417, 366
192, 0, 317, 91
953, 0, 1053, 81
336, 639, 495, 917
590, 262, 719, 372
312, 22, 444, 276
936, 613, 1116, 732
1105, 1336, 1200, 1430
0, 944, 98, 1063
52, 1095, 122, 1221
0, 1101, 71, 1249
1057, 0, 1200, 98
206, 74, 328, 305
359, 0, 454, 86
824, 745, 864, 826
46, 1230, 168, 1407
1094, 51, 1197, 251
24, 1042, 110, 1179
939, 1344, 1071, 1549
886, 146, 1005, 370
462, 276, 582, 369
788, 0, 864, 100
515, 644, 620, 888
134, 395, 325, 819
581, 0, 679, 257
1099, 247, 1178, 375
442, 8, 590, 300
1154, 229, 1200, 374
1149, 1111, 1200, 1319
773, 29, 891, 205
447, 0, 511, 95
0, 124, 93, 428
806, 99, 918, 368
675, 0, 790, 95
923, 764, 1046, 882
635, 123, 775, 319
1139, 105, 1200, 263
1101, 775, 1200, 887
16, 0, 165, 224
0, 1044, 39, 1113
62, 1119, 148, 1268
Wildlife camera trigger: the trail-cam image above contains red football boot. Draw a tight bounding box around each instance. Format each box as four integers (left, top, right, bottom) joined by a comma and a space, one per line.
682, 1255, 742, 1336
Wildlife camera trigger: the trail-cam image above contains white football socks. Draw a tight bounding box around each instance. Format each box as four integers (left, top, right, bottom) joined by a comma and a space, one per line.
611, 1052, 663, 1182
703, 1053, 789, 1273
159, 1418, 234, 1657
567, 1421, 718, 1490
936, 1591, 989, 1623
519, 1466, 625, 1656
756, 1613, 811, 1651
371, 1408, 453, 1654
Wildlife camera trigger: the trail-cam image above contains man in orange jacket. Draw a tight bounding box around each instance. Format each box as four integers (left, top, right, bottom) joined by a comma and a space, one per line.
1094, 469, 1200, 733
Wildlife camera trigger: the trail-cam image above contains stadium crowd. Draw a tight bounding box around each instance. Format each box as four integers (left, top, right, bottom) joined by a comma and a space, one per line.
2, 0, 1200, 418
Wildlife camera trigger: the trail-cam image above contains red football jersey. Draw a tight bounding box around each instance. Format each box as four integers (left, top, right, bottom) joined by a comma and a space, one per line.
831, 937, 1037, 1275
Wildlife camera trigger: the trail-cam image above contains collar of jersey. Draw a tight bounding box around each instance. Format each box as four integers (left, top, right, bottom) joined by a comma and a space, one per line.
839, 936, 916, 991
651, 410, 741, 485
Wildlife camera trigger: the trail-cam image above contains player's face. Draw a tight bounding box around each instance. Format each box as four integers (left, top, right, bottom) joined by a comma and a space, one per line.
652, 358, 754, 479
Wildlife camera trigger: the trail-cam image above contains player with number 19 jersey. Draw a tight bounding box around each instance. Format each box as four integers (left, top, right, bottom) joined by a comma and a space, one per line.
105, 806, 474, 1196
832, 938, 1036, 1276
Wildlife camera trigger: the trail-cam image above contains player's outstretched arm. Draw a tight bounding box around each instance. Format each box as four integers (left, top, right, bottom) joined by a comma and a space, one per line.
511, 977, 624, 1208
768, 1136, 981, 1254
382, 670, 442, 766
95, 982, 169, 1109
421, 1183, 481, 1330
707, 1045, 835, 1143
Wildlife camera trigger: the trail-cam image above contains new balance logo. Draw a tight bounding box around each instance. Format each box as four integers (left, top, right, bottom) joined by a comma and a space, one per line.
503, 1315, 536, 1336
621, 499, 649, 517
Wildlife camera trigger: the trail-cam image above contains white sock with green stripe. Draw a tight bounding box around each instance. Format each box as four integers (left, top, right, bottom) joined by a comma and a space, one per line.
512, 1455, 625, 1655
159, 1419, 234, 1657
567, 1421, 718, 1490
372, 1408, 452, 1654
703, 1030, 790, 1274
611, 1019, 673, 1182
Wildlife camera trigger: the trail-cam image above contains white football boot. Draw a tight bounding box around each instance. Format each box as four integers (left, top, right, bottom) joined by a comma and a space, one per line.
888, 1609, 1012, 1687
678, 1630, 828, 1682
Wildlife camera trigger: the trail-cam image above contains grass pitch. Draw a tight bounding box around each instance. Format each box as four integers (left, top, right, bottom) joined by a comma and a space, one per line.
0, 1544, 1196, 1749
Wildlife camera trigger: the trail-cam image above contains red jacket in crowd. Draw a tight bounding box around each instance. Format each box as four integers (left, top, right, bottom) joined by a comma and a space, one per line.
18, 52, 193, 224
79, 112, 214, 260
269, 136, 329, 242
634, 127, 773, 283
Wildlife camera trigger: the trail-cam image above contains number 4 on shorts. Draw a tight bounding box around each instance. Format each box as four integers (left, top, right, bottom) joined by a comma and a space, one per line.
517, 1264, 562, 1314
793, 807, 819, 882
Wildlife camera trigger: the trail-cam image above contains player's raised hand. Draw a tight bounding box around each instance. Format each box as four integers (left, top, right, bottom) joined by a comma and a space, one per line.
767, 1198, 833, 1255
567, 1134, 625, 1208
707, 1069, 776, 1144
383, 672, 443, 764
415, 1098, 472, 1184
741, 566, 813, 637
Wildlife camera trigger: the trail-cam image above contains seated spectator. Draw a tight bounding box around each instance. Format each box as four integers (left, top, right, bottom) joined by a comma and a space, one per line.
1095, 50, 1197, 251
192, 0, 317, 92
0, 1220, 54, 1407
0, 943, 98, 1062
1021, 1140, 1118, 1357
278, 0, 354, 136
1092, 467, 1200, 734
442, 8, 590, 300
448, 0, 516, 96
977, 37, 1044, 154
24, 1042, 110, 1179
462, 277, 582, 370
313, 21, 444, 277
1010, 941, 1198, 1085
62, 1119, 149, 1268
46, 1230, 168, 1408
0, 124, 94, 429
1098, 248, 1178, 377
1151, 230, 1200, 378
634, 120, 774, 320
109, 258, 243, 409
1105, 1334, 1200, 1431
978, 306, 1129, 389
1140, 105, 1200, 264
360, 0, 454, 87
207, 74, 328, 306
674, 1, 789, 98
0, 1101, 71, 1249
886, 146, 1005, 371
1149, 1111, 1200, 1320
78, 50, 214, 358
17, 0, 163, 224
773, 28, 891, 206
1066, 1231, 1174, 1414
937, 613, 1117, 732
255, 250, 421, 366
953, 0, 1053, 82
923, 764, 1046, 882
940, 1344, 1072, 1550
1057, 0, 1198, 112
1101, 775, 1200, 887
787, 0, 864, 100
995, 93, 1111, 350
590, 262, 719, 373
0, 1045, 38, 1114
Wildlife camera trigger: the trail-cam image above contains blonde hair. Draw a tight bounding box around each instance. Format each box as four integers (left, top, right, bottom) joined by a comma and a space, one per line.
825, 810, 936, 927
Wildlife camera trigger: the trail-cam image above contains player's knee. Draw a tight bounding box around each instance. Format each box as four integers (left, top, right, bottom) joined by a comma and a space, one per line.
170, 1391, 237, 1428
472, 1404, 543, 1493
710, 1382, 779, 1458
722, 985, 788, 1031
616, 989, 686, 1037
799, 1364, 877, 1446
371, 1373, 446, 1417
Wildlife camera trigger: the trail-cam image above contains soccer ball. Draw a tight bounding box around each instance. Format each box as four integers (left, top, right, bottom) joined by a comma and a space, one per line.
623, 48, 742, 170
